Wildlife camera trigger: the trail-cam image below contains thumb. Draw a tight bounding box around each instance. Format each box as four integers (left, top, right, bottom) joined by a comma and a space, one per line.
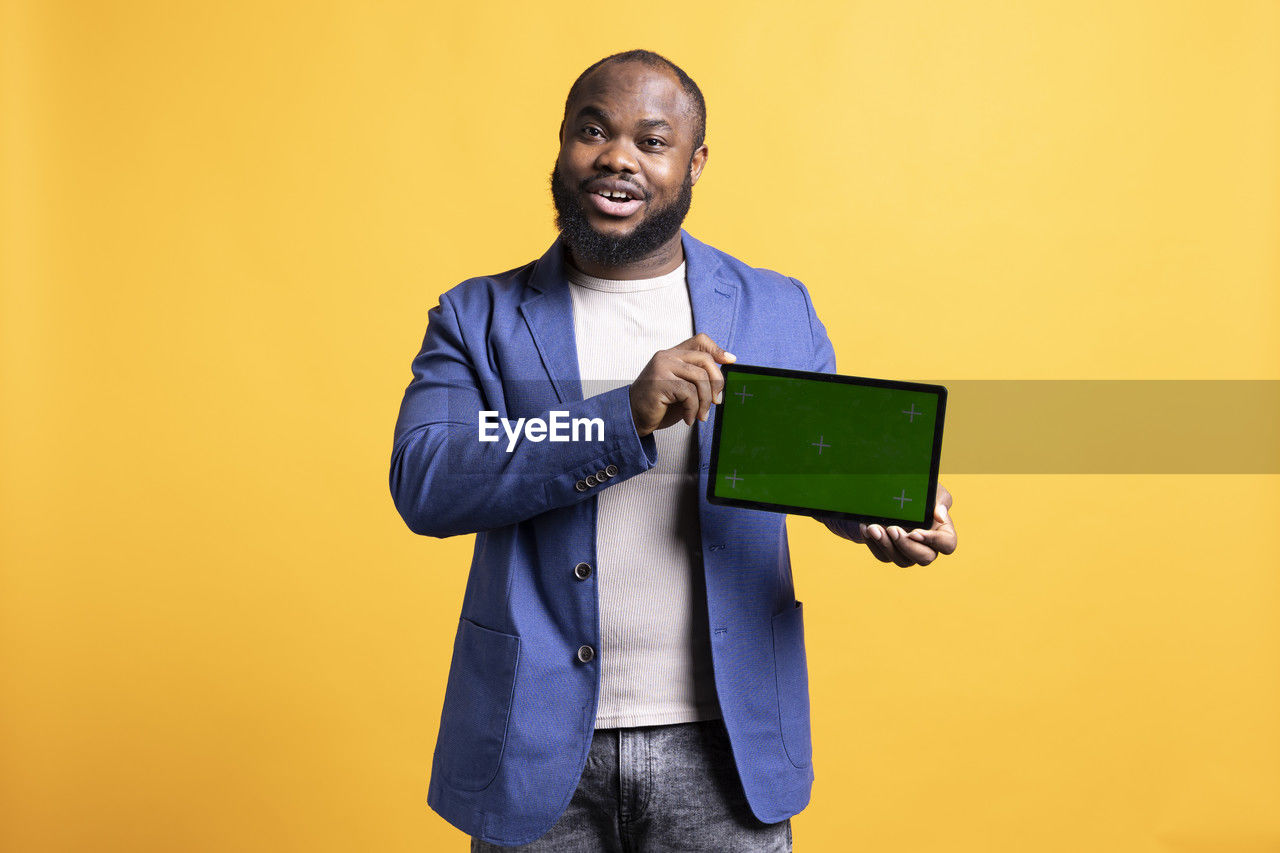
935, 501, 951, 525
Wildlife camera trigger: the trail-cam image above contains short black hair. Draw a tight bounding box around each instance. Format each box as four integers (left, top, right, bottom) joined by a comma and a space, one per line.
561, 50, 707, 150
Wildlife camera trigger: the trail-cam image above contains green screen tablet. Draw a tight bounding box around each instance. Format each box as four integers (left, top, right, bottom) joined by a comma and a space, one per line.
707, 365, 947, 530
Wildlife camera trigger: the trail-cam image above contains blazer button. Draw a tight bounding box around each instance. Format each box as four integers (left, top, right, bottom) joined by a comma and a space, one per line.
585, 474, 598, 487
576, 645, 595, 663
574, 562, 592, 580
595, 468, 609, 481
575, 480, 588, 492
605, 464, 618, 477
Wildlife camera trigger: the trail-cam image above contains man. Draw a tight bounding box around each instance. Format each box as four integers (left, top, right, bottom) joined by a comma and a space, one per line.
390, 50, 957, 851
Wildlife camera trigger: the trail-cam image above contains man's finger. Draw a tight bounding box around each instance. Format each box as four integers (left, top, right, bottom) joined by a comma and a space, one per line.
865, 539, 894, 564
672, 378, 701, 426
675, 349, 726, 406
907, 533, 955, 555
907, 526, 957, 555
864, 525, 888, 561
669, 361, 716, 422
654, 377, 699, 429
680, 333, 736, 364
865, 525, 899, 564
906, 492, 952, 537
888, 527, 938, 565
907, 502, 957, 555
883, 528, 916, 567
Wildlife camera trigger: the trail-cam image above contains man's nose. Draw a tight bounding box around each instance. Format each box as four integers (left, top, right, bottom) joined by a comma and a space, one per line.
593, 138, 639, 174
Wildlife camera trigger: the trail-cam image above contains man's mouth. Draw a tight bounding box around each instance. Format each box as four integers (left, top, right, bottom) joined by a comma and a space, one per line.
584, 182, 645, 217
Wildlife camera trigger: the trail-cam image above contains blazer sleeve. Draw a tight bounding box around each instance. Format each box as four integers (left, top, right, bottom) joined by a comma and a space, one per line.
389, 293, 658, 539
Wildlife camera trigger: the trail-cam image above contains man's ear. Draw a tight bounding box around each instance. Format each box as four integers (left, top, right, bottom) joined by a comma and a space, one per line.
689, 144, 708, 185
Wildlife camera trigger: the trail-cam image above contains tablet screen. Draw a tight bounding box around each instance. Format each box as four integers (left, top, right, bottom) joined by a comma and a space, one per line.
707, 365, 947, 529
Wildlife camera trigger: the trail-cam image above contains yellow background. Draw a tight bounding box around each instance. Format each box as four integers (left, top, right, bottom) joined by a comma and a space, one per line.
2, 1, 1277, 850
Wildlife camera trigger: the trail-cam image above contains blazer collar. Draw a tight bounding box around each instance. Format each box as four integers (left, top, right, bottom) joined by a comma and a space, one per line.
519, 231, 740, 404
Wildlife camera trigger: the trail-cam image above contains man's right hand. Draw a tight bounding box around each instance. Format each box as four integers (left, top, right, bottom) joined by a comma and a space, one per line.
629, 333, 736, 438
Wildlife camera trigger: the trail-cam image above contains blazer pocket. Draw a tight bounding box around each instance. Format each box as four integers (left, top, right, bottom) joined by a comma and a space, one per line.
771, 600, 813, 769
434, 618, 521, 791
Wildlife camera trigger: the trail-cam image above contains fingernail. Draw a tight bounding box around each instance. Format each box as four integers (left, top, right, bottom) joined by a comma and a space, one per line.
870, 527, 882, 541
889, 528, 901, 541
909, 530, 925, 541
714, 391, 723, 404
724, 351, 737, 362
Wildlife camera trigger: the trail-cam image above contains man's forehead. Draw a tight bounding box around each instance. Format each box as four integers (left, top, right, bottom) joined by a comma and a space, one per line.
567, 61, 694, 128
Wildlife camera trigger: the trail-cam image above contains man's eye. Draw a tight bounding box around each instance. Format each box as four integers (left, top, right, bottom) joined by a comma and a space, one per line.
643, 138, 665, 148
582, 127, 604, 138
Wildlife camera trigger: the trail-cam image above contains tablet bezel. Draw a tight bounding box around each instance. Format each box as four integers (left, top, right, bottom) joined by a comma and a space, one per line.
706, 364, 947, 531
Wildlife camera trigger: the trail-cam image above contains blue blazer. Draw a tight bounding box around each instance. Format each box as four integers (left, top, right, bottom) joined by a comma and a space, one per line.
390, 231, 836, 846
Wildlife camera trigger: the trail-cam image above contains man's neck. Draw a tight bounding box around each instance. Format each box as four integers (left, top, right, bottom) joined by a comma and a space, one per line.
564, 235, 685, 281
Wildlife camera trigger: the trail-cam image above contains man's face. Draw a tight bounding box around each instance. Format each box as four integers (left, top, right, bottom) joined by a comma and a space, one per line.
551, 61, 707, 269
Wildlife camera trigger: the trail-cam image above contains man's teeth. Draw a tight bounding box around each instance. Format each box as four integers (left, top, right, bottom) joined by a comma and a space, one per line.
597, 191, 635, 200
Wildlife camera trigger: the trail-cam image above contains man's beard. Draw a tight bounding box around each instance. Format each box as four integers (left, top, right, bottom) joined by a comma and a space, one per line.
550, 162, 693, 270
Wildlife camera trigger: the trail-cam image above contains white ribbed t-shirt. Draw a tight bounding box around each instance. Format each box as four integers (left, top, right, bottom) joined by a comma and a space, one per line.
565, 260, 722, 729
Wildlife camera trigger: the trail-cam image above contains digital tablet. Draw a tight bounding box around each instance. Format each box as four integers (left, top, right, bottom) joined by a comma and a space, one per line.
707, 364, 947, 530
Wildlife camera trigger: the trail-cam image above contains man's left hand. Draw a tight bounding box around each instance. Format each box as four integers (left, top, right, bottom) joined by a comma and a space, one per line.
820, 483, 957, 567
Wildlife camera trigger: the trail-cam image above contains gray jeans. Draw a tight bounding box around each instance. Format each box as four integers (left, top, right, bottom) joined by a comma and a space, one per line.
470, 718, 792, 852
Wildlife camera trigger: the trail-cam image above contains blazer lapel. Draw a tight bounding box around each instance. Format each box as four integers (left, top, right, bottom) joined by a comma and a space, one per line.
682, 230, 739, 352
519, 238, 582, 405
681, 230, 740, 461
